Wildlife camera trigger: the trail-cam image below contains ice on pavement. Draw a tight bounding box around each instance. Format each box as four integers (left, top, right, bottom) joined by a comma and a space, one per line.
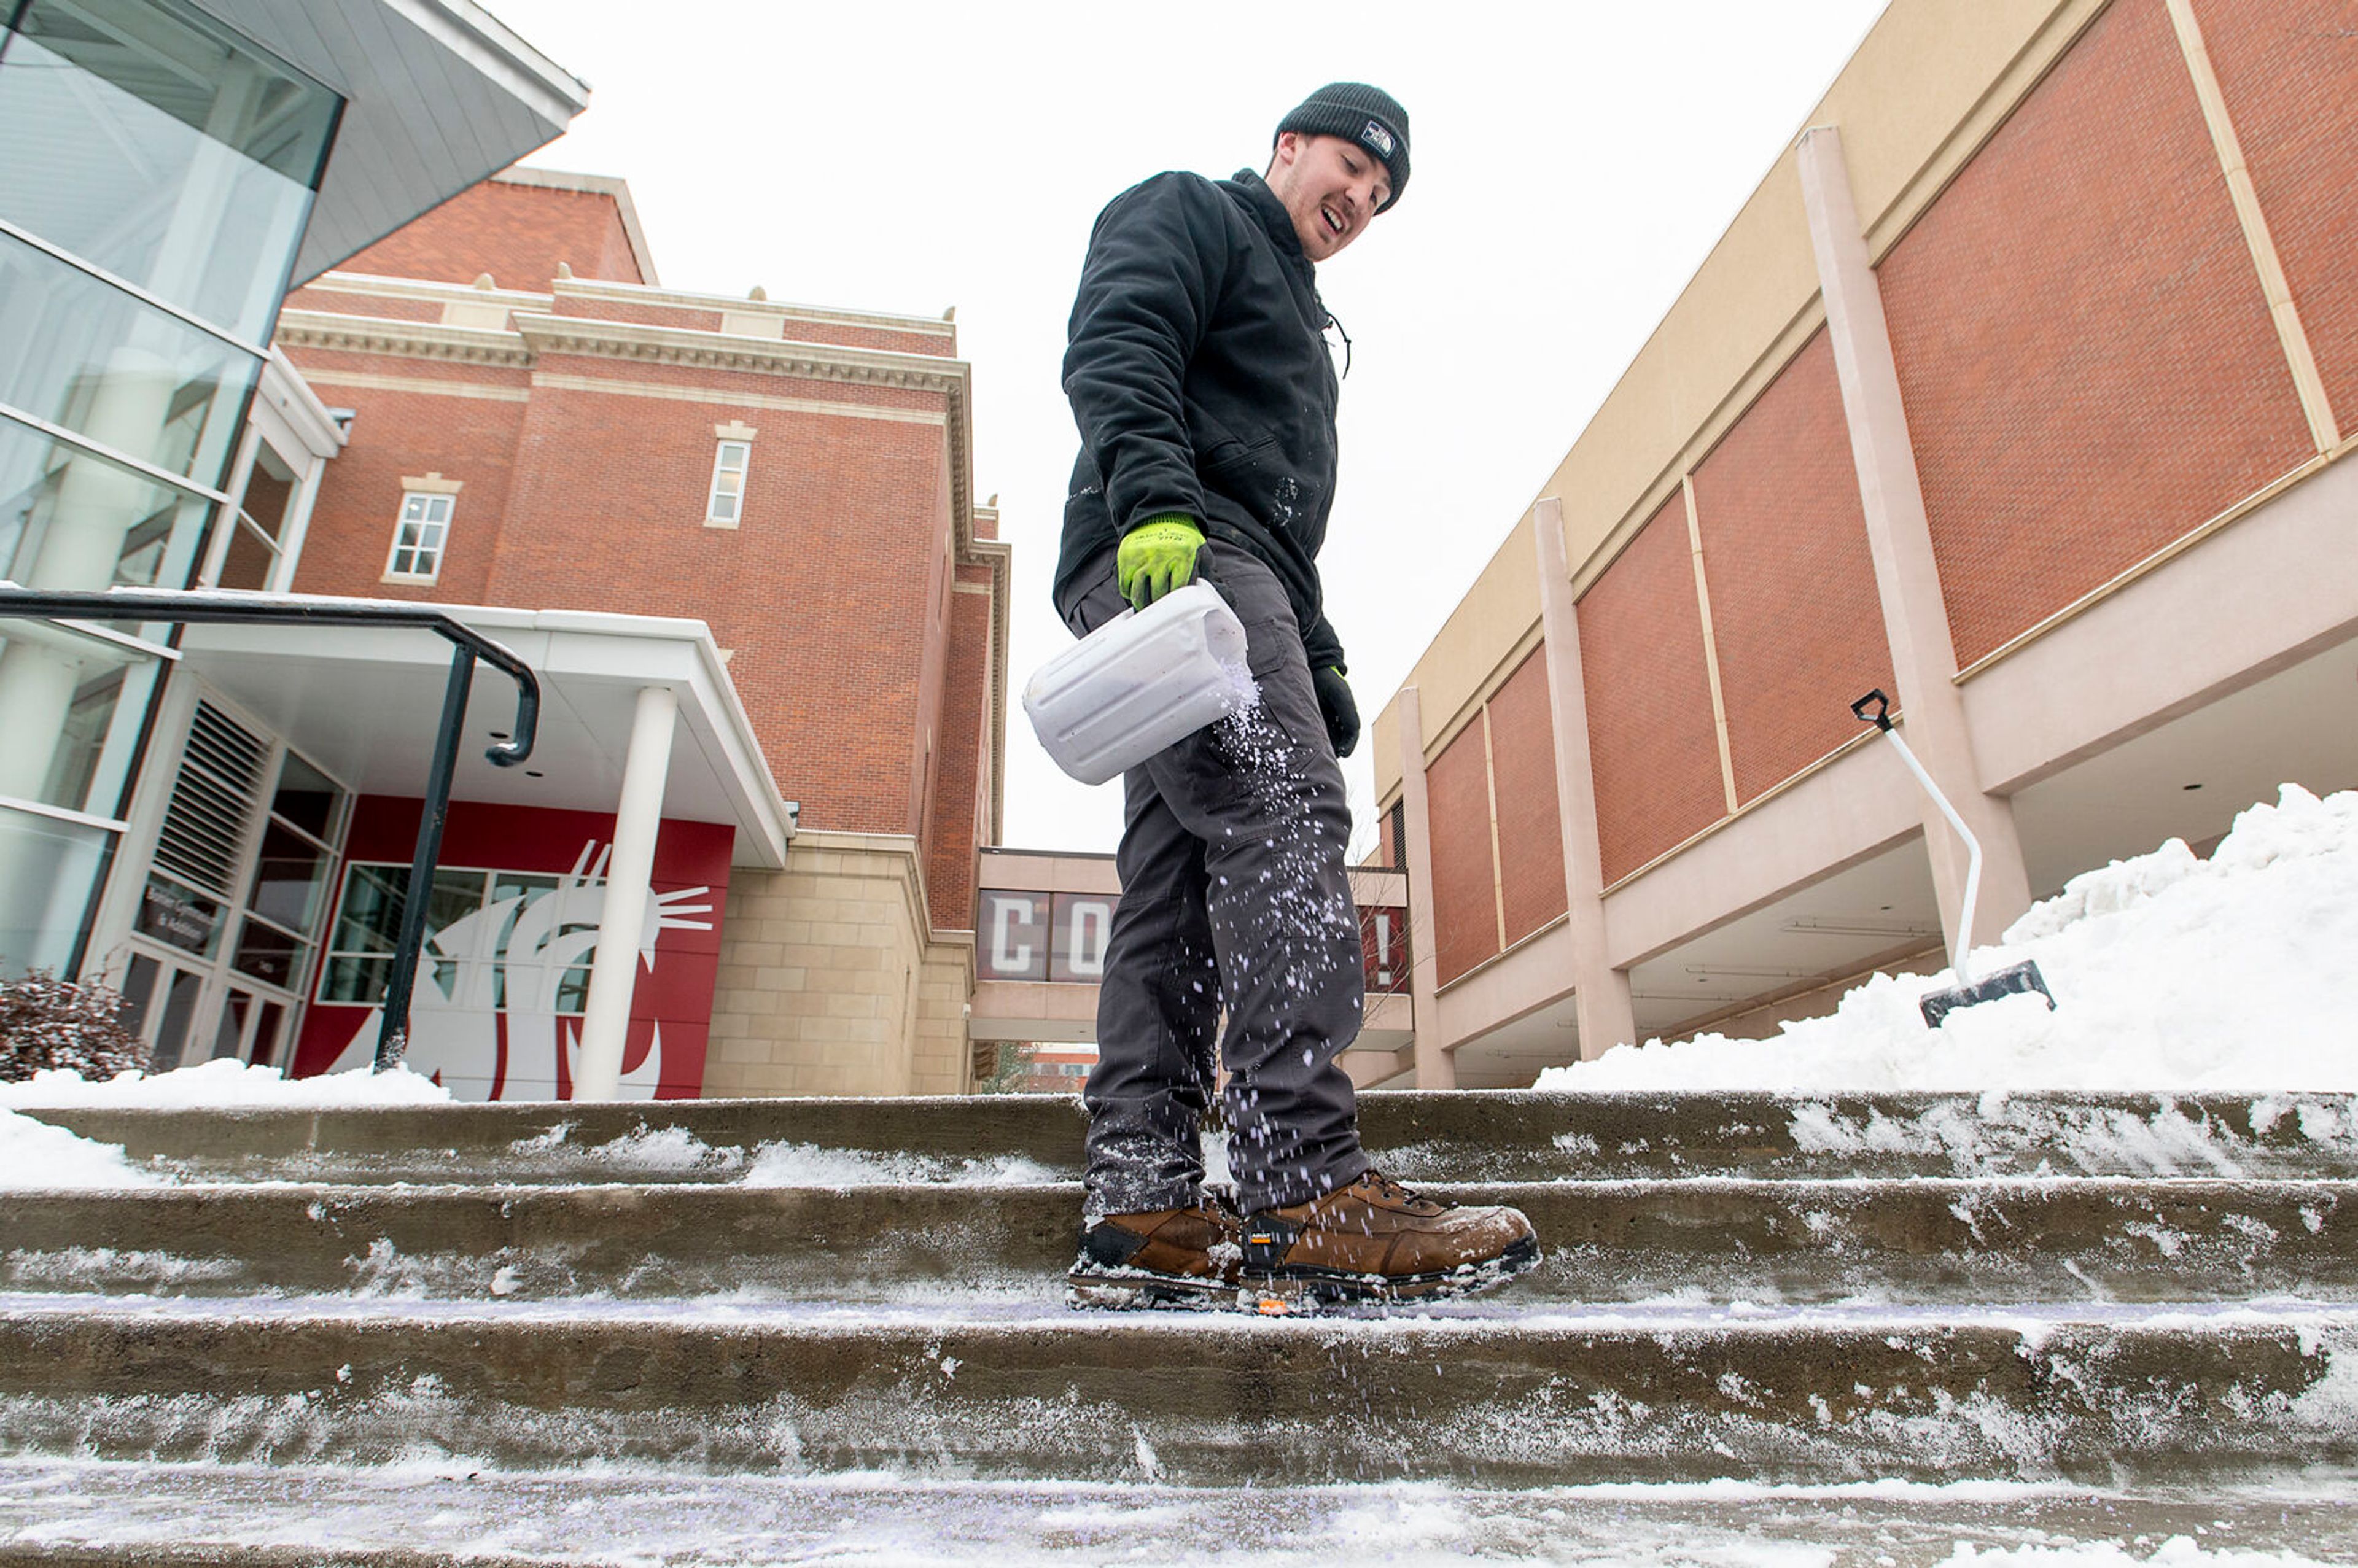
1539, 785, 2358, 1093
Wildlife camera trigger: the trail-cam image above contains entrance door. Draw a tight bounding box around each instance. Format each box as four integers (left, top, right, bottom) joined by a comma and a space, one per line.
107, 689, 346, 1074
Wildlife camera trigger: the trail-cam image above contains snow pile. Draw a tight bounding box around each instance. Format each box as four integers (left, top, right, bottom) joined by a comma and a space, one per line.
1539, 785, 2358, 1093
0, 1108, 164, 1189
0, 1058, 451, 1109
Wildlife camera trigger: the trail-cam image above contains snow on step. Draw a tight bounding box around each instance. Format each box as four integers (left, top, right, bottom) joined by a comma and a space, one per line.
6, 1178, 2356, 1307
2, 1297, 2354, 1488
9, 1457, 2358, 1568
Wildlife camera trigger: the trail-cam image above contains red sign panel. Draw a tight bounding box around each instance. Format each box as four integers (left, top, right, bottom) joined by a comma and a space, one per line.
290, 798, 731, 1101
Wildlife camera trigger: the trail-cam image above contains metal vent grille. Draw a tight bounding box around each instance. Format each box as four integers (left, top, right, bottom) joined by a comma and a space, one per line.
153, 702, 267, 896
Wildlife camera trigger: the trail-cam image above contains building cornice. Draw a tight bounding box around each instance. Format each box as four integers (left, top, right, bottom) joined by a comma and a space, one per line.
273, 306, 980, 553
276, 310, 536, 367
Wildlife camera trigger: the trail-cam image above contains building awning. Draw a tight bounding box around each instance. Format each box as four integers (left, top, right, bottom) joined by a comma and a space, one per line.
196, 0, 591, 283
174, 600, 794, 867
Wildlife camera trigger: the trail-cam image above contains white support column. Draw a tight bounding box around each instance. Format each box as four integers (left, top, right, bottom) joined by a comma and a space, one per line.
575, 685, 678, 1100
1395, 686, 1457, 1090
1796, 125, 2034, 953
1532, 499, 1638, 1060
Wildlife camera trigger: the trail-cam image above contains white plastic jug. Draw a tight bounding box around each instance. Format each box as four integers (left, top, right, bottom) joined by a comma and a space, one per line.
1024, 580, 1252, 785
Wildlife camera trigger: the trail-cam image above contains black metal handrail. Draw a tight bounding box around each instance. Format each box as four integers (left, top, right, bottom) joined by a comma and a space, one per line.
0, 586, 540, 1071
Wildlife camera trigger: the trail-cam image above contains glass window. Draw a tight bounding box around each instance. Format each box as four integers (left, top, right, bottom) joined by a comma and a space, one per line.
321, 866, 487, 1006
249, 820, 329, 933
270, 751, 342, 842
230, 914, 303, 988
0, 615, 155, 817
385, 492, 451, 582
134, 871, 224, 958
0, 802, 112, 976
0, 411, 217, 593
0, 230, 263, 492
321, 863, 593, 1016
707, 441, 750, 524
213, 446, 294, 590
0, 0, 341, 341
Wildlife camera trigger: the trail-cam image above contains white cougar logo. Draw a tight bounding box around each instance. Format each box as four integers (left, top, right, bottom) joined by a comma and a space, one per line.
325, 840, 713, 1100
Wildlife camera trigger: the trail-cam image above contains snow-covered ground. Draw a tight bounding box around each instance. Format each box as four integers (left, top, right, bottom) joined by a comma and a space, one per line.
2, 1458, 2351, 1567
1539, 786, 2358, 1094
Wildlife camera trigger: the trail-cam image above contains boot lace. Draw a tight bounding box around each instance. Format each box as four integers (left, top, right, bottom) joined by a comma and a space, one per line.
1362, 1169, 1449, 1215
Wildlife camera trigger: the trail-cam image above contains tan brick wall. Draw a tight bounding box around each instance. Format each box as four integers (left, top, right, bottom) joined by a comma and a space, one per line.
704, 831, 935, 1098
911, 936, 976, 1096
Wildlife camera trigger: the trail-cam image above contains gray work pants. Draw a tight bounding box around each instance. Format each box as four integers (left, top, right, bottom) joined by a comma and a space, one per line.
1056, 543, 1369, 1218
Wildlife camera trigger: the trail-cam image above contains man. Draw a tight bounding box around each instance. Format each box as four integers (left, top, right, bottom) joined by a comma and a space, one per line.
1054, 83, 1538, 1309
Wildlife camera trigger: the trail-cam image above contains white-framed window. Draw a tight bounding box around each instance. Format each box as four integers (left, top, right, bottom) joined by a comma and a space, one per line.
706, 439, 751, 527
385, 491, 453, 583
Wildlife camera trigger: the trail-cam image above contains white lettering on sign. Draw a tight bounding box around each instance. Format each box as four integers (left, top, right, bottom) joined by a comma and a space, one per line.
1065, 899, 1110, 979
989, 896, 1034, 974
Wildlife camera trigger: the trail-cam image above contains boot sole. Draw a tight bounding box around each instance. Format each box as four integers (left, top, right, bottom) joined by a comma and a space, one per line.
1065, 1265, 1242, 1311
1244, 1235, 1542, 1308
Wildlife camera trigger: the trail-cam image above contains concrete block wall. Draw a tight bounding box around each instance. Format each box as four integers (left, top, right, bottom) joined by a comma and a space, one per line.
704, 832, 937, 1098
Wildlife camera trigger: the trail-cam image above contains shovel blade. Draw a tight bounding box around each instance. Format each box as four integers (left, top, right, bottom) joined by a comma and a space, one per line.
1920, 959, 2056, 1029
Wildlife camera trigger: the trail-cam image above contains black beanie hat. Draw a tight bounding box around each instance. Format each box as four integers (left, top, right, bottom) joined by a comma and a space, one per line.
1275, 82, 1411, 210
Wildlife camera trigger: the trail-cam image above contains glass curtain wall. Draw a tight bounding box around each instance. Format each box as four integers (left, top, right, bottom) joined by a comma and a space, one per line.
0, 0, 339, 979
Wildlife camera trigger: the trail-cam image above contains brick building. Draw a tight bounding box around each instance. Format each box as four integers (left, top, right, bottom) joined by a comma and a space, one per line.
63, 166, 1007, 1100
271, 169, 1008, 1098
1367, 0, 2358, 1087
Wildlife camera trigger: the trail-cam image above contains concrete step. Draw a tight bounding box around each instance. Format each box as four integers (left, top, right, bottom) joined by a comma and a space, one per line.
6, 1456, 2357, 1567
6, 1179, 2356, 1307
1, 1297, 2351, 1487
21, 1090, 2358, 1185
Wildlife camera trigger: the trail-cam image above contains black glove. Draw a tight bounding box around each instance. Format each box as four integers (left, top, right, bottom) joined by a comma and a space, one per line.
1312, 664, 1360, 758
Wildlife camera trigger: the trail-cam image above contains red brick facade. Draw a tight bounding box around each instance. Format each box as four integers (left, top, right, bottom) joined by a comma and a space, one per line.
277, 177, 1002, 937
1426, 713, 1500, 987
1579, 492, 1726, 885
340, 177, 646, 287
1693, 329, 1895, 803
1878, 0, 2312, 669
2201, 0, 2358, 435
1487, 648, 1568, 946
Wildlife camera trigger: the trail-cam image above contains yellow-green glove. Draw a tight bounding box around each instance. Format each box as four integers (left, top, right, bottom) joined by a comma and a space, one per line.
1116, 514, 1204, 611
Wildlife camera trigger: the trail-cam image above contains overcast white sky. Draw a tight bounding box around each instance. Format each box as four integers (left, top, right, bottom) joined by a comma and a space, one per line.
481, 0, 1893, 857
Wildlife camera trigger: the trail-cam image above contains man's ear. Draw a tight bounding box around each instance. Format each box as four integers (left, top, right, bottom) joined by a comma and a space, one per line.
1267, 130, 1304, 176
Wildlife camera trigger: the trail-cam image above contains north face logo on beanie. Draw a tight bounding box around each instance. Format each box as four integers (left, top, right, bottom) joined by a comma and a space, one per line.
1360, 120, 1395, 158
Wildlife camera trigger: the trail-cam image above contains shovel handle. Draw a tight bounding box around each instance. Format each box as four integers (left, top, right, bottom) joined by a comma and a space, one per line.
1851, 689, 1895, 732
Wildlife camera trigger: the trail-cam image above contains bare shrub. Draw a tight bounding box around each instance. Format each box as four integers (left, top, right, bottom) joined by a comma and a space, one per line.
0, 970, 151, 1084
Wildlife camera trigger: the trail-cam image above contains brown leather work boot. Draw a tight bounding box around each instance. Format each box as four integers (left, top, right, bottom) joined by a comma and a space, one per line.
1240, 1170, 1539, 1306
1067, 1195, 1244, 1310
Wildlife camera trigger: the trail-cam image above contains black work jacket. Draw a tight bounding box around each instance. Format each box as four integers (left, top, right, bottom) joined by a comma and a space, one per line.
1056, 168, 1345, 670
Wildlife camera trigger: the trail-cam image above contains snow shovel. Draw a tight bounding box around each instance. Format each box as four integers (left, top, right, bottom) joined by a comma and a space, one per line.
1850, 690, 2056, 1028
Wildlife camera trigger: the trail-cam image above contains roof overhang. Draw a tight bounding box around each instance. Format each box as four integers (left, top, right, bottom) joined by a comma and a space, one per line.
174, 600, 794, 868
192, 0, 590, 284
